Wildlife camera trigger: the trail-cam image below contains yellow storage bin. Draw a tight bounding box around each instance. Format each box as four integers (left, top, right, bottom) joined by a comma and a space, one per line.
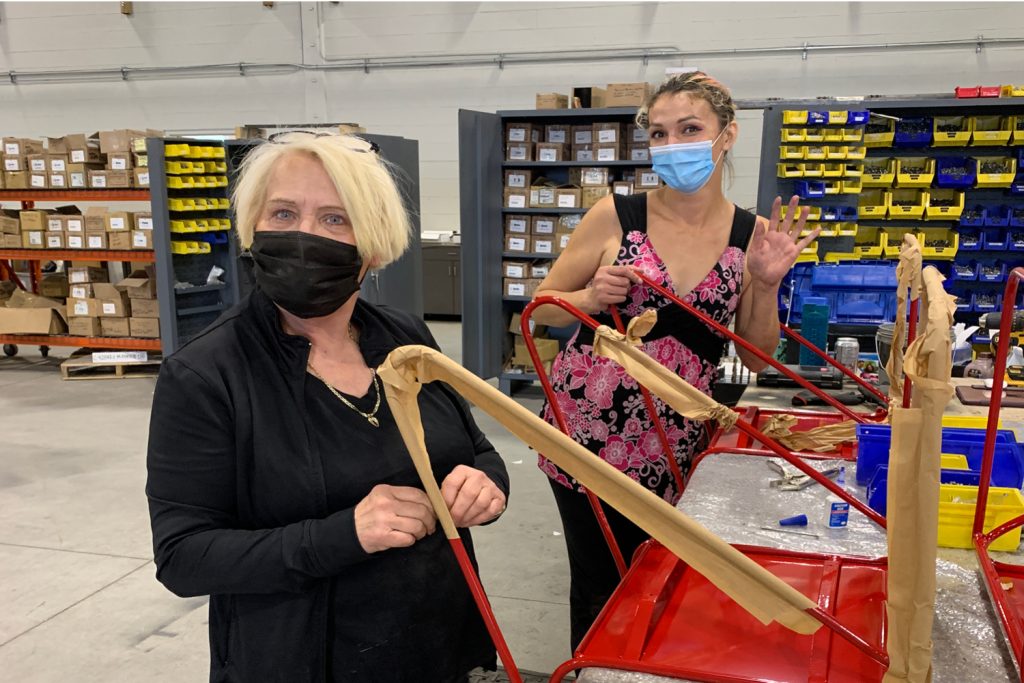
844, 146, 866, 160
825, 146, 848, 160
170, 240, 202, 254
1014, 118, 1024, 146
933, 116, 972, 146
941, 415, 1003, 429
165, 161, 195, 175
858, 190, 888, 218
197, 242, 212, 254
822, 163, 844, 178
783, 110, 808, 124
895, 157, 936, 188
781, 205, 822, 221
843, 163, 864, 177
823, 180, 842, 195
862, 159, 896, 187
218, 198, 231, 209
938, 484, 1024, 552
214, 175, 229, 187
801, 163, 825, 178
887, 189, 926, 219
796, 243, 819, 263
1002, 85, 1024, 97
941, 454, 970, 470
781, 128, 806, 143
840, 177, 863, 193
804, 128, 825, 143
883, 227, 921, 258
975, 156, 1017, 188
823, 128, 844, 143
864, 119, 895, 148
925, 189, 964, 220
780, 145, 805, 160
828, 111, 849, 125
842, 127, 864, 143
824, 252, 861, 263
165, 143, 190, 157
804, 145, 827, 160
919, 227, 959, 260
971, 115, 1013, 146
854, 225, 886, 258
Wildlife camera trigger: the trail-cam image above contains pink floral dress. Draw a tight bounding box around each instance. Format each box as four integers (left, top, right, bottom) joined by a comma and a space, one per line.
539, 193, 756, 503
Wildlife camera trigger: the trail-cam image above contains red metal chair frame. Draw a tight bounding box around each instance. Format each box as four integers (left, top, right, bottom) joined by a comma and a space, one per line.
972, 266, 1024, 679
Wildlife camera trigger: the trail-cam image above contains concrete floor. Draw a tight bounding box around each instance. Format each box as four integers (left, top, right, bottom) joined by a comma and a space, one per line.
0, 321, 572, 681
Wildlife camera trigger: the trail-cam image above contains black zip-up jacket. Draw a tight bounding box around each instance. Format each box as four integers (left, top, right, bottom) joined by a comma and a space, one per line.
146, 289, 509, 682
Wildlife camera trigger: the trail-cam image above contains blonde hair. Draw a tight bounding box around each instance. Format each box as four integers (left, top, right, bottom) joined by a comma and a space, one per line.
232, 133, 411, 268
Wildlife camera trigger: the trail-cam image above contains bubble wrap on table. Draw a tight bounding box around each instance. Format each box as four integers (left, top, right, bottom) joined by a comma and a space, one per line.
578, 452, 1018, 683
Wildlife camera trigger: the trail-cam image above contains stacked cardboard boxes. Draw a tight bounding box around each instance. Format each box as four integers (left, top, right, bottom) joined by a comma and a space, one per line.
1, 130, 160, 189
11, 206, 153, 251
120, 267, 160, 338
64, 266, 159, 338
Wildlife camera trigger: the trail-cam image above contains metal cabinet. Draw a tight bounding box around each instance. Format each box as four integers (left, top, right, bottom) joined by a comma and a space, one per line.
422, 243, 461, 317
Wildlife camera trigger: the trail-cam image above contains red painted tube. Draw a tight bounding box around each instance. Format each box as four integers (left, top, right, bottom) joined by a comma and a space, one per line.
780, 323, 888, 405
448, 537, 523, 683
972, 267, 1024, 539
901, 298, 920, 409
808, 606, 890, 668
608, 305, 686, 499
632, 272, 871, 423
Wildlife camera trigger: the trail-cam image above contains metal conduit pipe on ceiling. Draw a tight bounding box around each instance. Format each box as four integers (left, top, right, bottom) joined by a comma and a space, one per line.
4, 36, 1024, 86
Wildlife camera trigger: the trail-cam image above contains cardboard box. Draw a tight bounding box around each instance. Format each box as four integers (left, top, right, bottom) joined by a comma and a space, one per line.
106, 211, 131, 232
605, 82, 652, 107
68, 316, 102, 337
503, 277, 540, 299
48, 172, 69, 189
627, 124, 649, 144
83, 207, 107, 232
108, 232, 133, 250
3, 137, 44, 156
613, 181, 634, 196
535, 143, 569, 163
26, 154, 47, 173
569, 167, 610, 186
555, 187, 581, 209
117, 268, 157, 299
60, 212, 85, 233
504, 234, 529, 253
529, 185, 557, 208
88, 169, 131, 188
571, 145, 594, 162
504, 215, 529, 235
582, 185, 613, 209
0, 307, 66, 334
45, 232, 65, 249
559, 214, 583, 232
529, 216, 554, 235
131, 230, 153, 249
504, 170, 532, 190
129, 317, 161, 338
85, 232, 108, 250
4, 172, 29, 189
502, 260, 529, 279
38, 274, 69, 299
572, 125, 593, 145
593, 123, 622, 145
92, 282, 131, 317
594, 143, 623, 162
67, 298, 101, 318
47, 154, 68, 172
3, 155, 25, 172
98, 129, 155, 154
30, 172, 48, 189
0, 209, 19, 234
572, 86, 606, 109
59, 134, 103, 164
505, 123, 539, 144
531, 237, 555, 256
65, 233, 85, 249
512, 337, 558, 366
107, 152, 132, 171
2, 234, 19, 248
127, 297, 159, 317
503, 188, 529, 210
21, 231, 44, 249
133, 212, 153, 230
557, 231, 575, 253
628, 145, 650, 162
505, 142, 533, 162
134, 153, 148, 168
68, 163, 103, 188
68, 266, 109, 284
133, 168, 151, 187
101, 317, 132, 337
536, 93, 569, 110
69, 283, 93, 300
635, 169, 662, 189
545, 125, 571, 144
509, 311, 547, 337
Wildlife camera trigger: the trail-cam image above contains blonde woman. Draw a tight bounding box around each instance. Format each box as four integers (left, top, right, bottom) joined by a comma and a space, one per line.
146, 132, 508, 683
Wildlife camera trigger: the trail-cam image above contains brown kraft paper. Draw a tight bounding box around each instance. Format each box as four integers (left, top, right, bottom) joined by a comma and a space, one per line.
886, 234, 923, 404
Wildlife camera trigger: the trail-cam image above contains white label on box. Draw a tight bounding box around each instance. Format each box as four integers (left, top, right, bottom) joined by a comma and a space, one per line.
557, 194, 577, 208
71, 285, 88, 298
538, 148, 557, 162
507, 173, 526, 188
508, 218, 527, 233
71, 150, 85, 163
630, 148, 650, 161
48, 218, 62, 231
4, 143, 18, 155
3, 158, 18, 171
508, 146, 527, 160
507, 283, 526, 297
598, 130, 617, 143
137, 172, 150, 185
88, 235, 104, 248
531, 265, 550, 278
560, 234, 572, 249
640, 171, 660, 186
507, 237, 526, 251
138, 217, 153, 230
109, 217, 125, 230
574, 131, 592, 144
74, 301, 89, 316
92, 174, 107, 188
614, 185, 631, 196
534, 219, 554, 234
132, 232, 148, 248
102, 302, 116, 315
28, 232, 42, 245
538, 189, 555, 205
31, 174, 46, 187
583, 169, 604, 184
505, 264, 525, 278
508, 128, 526, 142
507, 194, 526, 209
92, 351, 148, 364
111, 157, 127, 170
632, 128, 649, 142
70, 172, 85, 188
30, 159, 46, 171
66, 218, 82, 232
50, 174, 65, 187
67, 235, 83, 248
51, 159, 66, 171
46, 235, 61, 248
69, 272, 87, 284
576, 150, 594, 162
548, 130, 566, 144
535, 240, 553, 254
597, 148, 616, 161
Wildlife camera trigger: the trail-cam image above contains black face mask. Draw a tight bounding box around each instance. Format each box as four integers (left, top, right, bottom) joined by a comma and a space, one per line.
250, 231, 364, 319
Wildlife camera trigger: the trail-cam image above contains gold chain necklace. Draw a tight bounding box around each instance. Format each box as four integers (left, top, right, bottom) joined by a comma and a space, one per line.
307, 323, 381, 428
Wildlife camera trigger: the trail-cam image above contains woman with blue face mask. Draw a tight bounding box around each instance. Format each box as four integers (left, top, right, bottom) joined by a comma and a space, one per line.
530, 72, 819, 653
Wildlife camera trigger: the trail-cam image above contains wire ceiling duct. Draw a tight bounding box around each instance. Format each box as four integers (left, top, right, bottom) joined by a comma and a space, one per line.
4, 36, 1024, 86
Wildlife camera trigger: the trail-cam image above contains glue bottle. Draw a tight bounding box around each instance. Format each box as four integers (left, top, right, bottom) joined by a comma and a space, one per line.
827, 467, 850, 528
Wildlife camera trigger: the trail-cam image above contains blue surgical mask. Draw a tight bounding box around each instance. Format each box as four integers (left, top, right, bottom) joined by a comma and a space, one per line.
649, 129, 726, 194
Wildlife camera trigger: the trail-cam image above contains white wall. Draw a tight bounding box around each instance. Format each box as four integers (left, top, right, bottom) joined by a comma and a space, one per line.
2, 2, 1023, 231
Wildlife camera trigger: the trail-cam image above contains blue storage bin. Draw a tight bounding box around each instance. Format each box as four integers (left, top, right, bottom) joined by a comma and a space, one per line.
893, 117, 933, 147
197, 232, 229, 245
795, 180, 825, 198
807, 111, 829, 126
1012, 174, 1024, 195
848, 111, 870, 125
1010, 230, 1024, 252
855, 424, 1024, 487
783, 263, 815, 324
1011, 208, 1024, 229
985, 206, 1012, 227
982, 227, 1010, 250
954, 293, 974, 311
838, 205, 859, 221
959, 206, 987, 227
935, 157, 976, 189
951, 261, 979, 281
973, 292, 1003, 313
867, 466, 983, 516
834, 291, 894, 323
958, 229, 982, 251
978, 261, 1007, 282
820, 206, 841, 221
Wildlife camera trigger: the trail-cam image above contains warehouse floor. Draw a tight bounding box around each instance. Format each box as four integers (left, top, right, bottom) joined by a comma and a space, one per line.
0, 322, 572, 681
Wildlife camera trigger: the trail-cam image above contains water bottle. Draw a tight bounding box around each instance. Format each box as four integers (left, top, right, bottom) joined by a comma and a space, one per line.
799, 297, 831, 367
827, 466, 850, 529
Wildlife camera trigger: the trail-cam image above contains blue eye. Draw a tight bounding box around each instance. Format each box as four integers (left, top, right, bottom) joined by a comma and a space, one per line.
272, 209, 294, 221
324, 214, 346, 226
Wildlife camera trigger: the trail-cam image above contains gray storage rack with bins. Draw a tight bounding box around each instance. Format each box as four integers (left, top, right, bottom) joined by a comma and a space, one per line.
756, 97, 1024, 347
459, 107, 650, 394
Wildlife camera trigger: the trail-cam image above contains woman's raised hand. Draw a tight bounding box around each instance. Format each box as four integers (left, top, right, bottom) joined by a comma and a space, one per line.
746, 195, 818, 289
